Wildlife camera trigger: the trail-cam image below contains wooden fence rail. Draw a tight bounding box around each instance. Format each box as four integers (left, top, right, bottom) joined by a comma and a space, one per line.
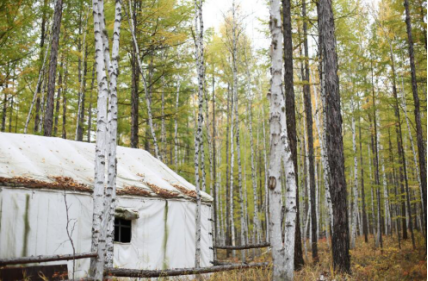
104, 262, 270, 278
0, 252, 97, 266
213, 243, 270, 250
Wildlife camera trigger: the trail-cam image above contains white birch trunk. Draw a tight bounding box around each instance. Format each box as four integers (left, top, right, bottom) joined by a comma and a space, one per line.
231, 1, 245, 260
268, 0, 296, 278
248, 100, 261, 245
24, 37, 51, 134
374, 113, 383, 245
351, 97, 359, 249
38, 78, 47, 133
89, 0, 109, 278
75, 11, 89, 140
229, 83, 236, 255
193, 0, 204, 268
260, 97, 269, 242
311, 73, 333, 233
315, 160, 320, 240
400, 77, 424, 224
303, 204, 310, 259
127, 1, 160, 160
368, 143, 377, 242
174, 79, 181, 172
161, 75, 166, 159
103, 0, 121, 268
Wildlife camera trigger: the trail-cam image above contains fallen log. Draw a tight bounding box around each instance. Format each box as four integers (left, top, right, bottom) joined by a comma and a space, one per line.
213, 243, 270, 250
104, 262, 270, 278
0, 252, 97, 266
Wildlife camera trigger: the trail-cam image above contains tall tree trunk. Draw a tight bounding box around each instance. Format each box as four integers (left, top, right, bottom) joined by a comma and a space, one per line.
358, 103, 368, 243
174, 79, 181, 171
230, 0, 245, 261
76, 12, 89, 142
225, 84, 231, 255
318, 0, 350, 273
403, 0, 426, 236
389, 46, 415, 248
104, 0, 122, 268
26, 34, 50, 134
261, 93, 269, 242
248, 98, 261, 245
230, 77, 236, 256
315, 10, 334, 239
130, 0, 139, 148
301, 0, 317, 262
8, 96, 13, 132
128, 2, 159, 159
90, 0, 110, 277
87, 64, 95, 143
401, 77, 425, 236
351, 97, 359, 249
161, 74, 167, 160
1, 94, 7, 132
211, 76, 218, 259
33, 0, 48, 133
192, 0, 205, 268
269, 0, 297, 278
368, 141, 376, 236
54, 58, 63, 137
62, 58, 68, 139
44, 0, 63, 136
312, 72, 333, 239
370, 62, 383, 248
389, 129, 402, 248
282, 0, 304, 269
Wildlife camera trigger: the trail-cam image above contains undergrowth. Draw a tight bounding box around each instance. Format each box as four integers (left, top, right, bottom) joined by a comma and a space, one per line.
209, 232, 426, 280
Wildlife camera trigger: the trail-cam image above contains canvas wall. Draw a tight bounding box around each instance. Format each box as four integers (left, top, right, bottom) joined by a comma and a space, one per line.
0, 187, 213, 278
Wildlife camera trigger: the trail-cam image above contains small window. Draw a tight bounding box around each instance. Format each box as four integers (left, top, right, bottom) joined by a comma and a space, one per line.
114, 218, 132, 243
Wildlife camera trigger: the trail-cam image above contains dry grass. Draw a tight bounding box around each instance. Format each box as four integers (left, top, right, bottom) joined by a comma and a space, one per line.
208, 232, 426, 280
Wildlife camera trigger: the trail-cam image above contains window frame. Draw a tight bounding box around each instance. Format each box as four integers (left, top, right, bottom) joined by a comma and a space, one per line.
114, 217, 132, 243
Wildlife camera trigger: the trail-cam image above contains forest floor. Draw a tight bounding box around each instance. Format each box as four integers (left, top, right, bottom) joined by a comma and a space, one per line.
209, 232, 427, 280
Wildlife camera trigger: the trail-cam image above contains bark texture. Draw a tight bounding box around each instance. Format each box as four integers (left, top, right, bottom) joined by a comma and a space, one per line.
282, 0, 304, 269
318, 0, 350, 273
268, 0, 297, 279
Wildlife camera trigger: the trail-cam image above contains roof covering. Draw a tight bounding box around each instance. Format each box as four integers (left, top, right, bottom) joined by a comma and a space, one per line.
0, 133, 212, 202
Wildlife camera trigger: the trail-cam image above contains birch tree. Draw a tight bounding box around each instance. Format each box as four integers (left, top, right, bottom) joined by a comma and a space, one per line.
351, 97, 359, 249
312, 73, 333, 235
89, 0, 122, 278
127, 0, 161, 160
268, 0, 297, 278
89, 0, 109, 277
193, 0, 204, 268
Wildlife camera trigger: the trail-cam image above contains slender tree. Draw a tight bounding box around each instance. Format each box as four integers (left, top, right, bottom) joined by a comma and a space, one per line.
403, 0, 426, 236
193, 0, 204, 268
301, 0, 318, 262
43, 0, 63, 136
282, 0, 304, 269
318, 0, 350, 273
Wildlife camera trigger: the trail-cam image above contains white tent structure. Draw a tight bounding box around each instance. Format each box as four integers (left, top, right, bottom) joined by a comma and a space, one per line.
0, 133, 213, 279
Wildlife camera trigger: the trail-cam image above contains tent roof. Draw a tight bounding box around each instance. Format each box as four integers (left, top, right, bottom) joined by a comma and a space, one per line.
0, 133, 212, 202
